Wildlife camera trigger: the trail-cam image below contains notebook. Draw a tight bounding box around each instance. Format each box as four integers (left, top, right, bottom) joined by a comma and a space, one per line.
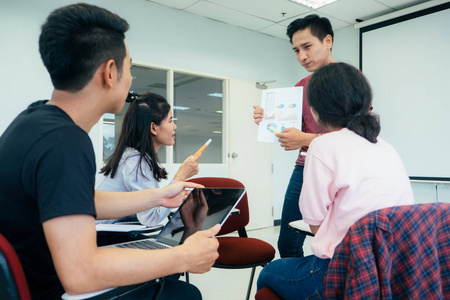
104, 187, 246, 250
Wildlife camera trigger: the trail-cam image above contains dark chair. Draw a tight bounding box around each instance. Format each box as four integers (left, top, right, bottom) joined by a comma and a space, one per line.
0, 233, 31, 300
187, 177, 276, 300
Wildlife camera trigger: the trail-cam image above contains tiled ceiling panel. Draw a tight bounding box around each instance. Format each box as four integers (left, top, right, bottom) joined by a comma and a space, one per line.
376, 0, 430, 10
148, 0, 198, 10
316, 0, 394, 23
146, 0, 435, 40
207, 0, 313, 22
186, 1, 274, 31
259, 23, 290, 39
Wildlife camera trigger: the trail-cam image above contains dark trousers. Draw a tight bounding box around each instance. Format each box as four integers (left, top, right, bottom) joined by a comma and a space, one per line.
277, 165, 307, 258
89, 277, 201, 300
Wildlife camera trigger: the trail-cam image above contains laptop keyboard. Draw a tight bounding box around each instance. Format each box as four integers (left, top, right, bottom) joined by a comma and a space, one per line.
115, 239, 169, 250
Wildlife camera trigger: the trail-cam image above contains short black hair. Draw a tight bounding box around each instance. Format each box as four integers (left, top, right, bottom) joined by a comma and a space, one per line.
286, 14, 334, 44
39, 3, 129, 92
308, 63, 380, 143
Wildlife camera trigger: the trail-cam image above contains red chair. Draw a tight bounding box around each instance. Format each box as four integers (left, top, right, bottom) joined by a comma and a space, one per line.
187, 177, 276, 300
255, 287, 283, 300
0, 233, 31, 300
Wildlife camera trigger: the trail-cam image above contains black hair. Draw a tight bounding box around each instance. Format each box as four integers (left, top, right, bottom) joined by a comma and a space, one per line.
101, 93, 170, 181
286, 14, 334, 45
307, 62, 380, 143
39, 3, 129, 92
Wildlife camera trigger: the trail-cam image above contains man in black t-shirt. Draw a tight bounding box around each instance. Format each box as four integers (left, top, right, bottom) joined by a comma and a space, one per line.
0, 4, 221, 299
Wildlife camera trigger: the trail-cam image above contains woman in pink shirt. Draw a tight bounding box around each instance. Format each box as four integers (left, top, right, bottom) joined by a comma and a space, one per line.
257, 62, 414, 300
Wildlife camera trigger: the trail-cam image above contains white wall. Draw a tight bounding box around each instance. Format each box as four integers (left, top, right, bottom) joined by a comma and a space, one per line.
333, 25, 360, 68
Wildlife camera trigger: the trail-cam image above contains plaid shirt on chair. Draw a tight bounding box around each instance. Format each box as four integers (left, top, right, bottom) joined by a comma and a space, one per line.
324, 203, 450, 299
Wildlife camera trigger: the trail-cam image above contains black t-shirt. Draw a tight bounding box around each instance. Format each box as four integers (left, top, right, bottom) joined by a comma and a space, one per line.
0, 101, 97, 299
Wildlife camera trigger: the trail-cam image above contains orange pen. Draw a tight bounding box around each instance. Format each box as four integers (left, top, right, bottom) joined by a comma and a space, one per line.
194, 139, 212, 157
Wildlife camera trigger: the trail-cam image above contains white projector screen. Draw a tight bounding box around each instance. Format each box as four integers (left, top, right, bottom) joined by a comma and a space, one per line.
360, 3, 450, 181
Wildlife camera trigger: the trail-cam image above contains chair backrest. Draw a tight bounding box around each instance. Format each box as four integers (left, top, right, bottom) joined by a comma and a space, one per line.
0, 234, 31, 300
324, 203, 450, 299
186, 177, 249, 236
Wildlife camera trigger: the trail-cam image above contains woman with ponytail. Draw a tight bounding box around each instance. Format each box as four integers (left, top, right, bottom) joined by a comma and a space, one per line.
97, 93, 200, 226
257, 63, 414, 300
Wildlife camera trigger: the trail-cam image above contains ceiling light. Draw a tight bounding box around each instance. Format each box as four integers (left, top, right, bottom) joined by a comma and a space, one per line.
207, 93, 223, 98
215, 110, 223, 114
288, 0, 338, 9
213, 131, 222, 134
173, 106, 190, 111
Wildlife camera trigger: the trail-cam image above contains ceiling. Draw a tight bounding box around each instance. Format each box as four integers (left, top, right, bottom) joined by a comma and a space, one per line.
146, 0, 432, 40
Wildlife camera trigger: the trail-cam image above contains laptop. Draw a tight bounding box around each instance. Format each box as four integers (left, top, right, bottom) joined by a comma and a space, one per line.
104, 187, 246, 250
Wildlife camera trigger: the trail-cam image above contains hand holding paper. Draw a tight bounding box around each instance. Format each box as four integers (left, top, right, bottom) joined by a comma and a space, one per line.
277, 128, 311, 151
253, 105, 264, 125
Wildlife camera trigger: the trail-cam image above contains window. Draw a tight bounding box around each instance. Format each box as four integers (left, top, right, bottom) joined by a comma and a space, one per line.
173, 72, 223, 163
102, 64, 225, 165
102, 113, 115, 161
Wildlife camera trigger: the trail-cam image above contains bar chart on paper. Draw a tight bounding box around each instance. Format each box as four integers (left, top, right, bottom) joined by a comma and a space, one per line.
258, 86, 303, 142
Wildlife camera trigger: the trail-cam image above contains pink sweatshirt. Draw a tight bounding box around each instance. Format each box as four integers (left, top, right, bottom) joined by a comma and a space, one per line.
300, 128, 414, 259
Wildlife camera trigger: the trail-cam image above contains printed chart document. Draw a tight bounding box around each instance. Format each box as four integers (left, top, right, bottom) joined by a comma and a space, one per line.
257, 87, 303, 142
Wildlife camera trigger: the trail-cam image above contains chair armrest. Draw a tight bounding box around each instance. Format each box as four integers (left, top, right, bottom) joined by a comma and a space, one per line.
289, 220, 314, 237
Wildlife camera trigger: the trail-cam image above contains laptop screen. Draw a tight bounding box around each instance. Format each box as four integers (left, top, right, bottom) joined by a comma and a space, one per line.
156, 187, 245, 247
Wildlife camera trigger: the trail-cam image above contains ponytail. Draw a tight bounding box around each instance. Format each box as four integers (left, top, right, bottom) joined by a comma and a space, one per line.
347, 113, 380, 143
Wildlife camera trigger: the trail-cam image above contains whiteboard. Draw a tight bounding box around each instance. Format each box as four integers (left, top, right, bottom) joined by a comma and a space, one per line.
361, 4, 450, 180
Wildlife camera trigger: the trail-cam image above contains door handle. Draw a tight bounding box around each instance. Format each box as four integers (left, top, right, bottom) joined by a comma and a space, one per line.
231, 152, 238, 159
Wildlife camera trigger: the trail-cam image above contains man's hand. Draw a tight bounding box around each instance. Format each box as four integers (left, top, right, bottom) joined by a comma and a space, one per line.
173, 154, 200, 182
160, 181, 203, 208
181, 224, 221, 274
253, 105, 264, 125
276, 128, 317, 151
